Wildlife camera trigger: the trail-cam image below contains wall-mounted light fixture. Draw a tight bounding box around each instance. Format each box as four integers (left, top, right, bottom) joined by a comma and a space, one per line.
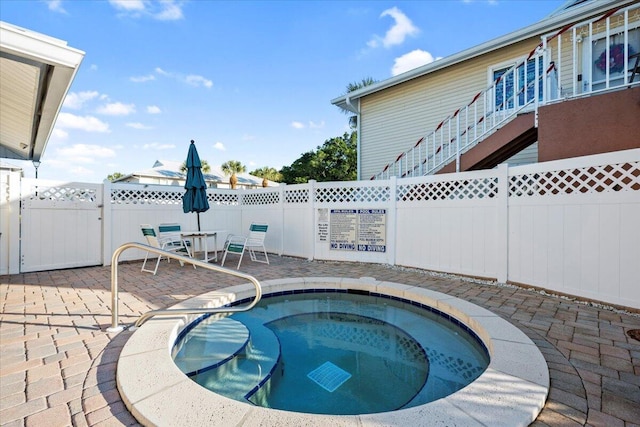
349, 115, 357, 130
32, 160, 41, 179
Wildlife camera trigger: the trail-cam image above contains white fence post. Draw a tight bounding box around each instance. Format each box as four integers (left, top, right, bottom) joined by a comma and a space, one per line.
308, 180, 316, 261
497, 164, 509, 283
279, 183, 286, 256
102, 179, 112, 266
2, 171, 21, 274
388, 176, 398, 266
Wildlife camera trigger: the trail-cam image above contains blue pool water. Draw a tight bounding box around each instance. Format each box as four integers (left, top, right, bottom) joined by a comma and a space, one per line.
172, 290, 489, 415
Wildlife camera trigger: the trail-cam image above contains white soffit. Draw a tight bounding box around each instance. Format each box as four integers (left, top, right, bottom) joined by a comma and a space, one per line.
0, 21, 85, 161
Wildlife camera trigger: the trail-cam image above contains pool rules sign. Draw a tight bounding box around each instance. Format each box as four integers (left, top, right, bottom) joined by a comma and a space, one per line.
325, 209, 387, 252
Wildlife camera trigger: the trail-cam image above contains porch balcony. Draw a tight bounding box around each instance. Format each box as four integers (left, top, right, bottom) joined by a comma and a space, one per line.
373, 2, 640, 180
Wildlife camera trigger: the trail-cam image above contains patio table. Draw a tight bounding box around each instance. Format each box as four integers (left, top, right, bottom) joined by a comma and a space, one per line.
180, 230, 225, 263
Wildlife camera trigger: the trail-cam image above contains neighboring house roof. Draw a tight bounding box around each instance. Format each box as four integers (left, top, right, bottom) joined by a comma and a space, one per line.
331, 0, 633, 113
0, 21, 85, 162
0, 160, 24, 172
113, 160, 277, 187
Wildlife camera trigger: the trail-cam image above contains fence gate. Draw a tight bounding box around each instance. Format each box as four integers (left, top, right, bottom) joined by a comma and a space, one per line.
20, 179, 103, 273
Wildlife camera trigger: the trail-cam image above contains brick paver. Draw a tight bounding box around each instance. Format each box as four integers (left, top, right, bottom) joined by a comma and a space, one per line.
1, 256, 639, 426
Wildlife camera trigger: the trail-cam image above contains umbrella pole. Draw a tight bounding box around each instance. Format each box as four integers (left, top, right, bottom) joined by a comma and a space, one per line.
197, 212, 201, 231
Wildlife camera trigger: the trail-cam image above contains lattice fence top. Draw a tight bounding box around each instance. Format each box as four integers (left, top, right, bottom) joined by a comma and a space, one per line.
28, 184, 99, 203
509, 161, 640, 197
243, 191, 280, 205
209, 192, 239, 206
397, 177, 499, 201
284, 188, 310, 204
111, 188, 183, 205
315, 185, 390, 203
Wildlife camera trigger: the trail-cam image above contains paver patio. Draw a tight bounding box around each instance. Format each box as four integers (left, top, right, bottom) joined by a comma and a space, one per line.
1, 255, 639, 426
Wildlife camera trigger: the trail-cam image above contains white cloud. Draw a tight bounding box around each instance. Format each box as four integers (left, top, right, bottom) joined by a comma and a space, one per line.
56, 144, 117, 164
108, 0, 184, 21
391, 49, 436, 76
368, 7, 419, 49
155, 1, 184, 20
64, 91, 100, 109
213, 142, 226, 151
109, 0, 145, 11
185, 75, 213, 88
127, 122, 152, 130
291, 121, 305, 129
51, 128, 69, 140
154, 68, 213, 88
56, 113, 110, 133
130, 74, 156, 83
309, 120, 325, 129
97, 102, 136, 116
46, 0, 67, 14
142, 142, 175, 150
147, 105, 162, 114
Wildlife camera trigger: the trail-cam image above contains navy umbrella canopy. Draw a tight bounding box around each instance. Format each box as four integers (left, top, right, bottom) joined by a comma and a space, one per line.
182, 140, 210, 230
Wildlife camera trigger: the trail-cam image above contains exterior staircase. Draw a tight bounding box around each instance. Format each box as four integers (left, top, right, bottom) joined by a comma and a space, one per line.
370, 1, 640, 180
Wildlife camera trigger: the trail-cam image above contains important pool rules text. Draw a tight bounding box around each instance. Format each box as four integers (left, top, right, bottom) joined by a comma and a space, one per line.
328, 209, 386, 252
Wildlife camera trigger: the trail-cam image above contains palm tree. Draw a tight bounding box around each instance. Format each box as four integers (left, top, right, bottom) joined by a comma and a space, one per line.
339, 77, 378, 127
221, 160, 246, 189
180, 159, 211, 174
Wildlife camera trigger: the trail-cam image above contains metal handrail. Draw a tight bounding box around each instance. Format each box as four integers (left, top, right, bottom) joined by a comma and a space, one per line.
107, 242, 262, 332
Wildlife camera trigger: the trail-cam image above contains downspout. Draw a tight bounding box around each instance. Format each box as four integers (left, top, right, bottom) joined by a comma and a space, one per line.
345, 96, 361, 180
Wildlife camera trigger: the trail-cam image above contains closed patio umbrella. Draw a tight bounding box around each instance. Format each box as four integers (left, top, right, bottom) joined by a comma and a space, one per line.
182, 140, 209, 231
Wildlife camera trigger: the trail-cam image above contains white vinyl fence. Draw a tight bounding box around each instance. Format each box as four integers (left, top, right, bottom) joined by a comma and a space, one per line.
2, 149, 639, 308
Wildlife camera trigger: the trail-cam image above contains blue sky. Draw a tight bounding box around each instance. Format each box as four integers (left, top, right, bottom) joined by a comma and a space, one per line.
2, 0, 565, 183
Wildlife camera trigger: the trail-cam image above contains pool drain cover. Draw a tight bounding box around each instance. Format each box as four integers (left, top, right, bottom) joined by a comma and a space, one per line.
307, 361, 351, 392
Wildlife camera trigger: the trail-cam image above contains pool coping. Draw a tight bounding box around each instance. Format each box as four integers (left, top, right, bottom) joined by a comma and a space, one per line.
116, 277, 550, 426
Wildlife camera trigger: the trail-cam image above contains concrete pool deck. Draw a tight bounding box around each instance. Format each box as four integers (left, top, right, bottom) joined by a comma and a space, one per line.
1, 256, 639, 426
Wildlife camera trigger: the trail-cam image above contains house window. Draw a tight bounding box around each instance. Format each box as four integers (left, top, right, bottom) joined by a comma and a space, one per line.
492, 57, 543, 111
587, 27, 640, 91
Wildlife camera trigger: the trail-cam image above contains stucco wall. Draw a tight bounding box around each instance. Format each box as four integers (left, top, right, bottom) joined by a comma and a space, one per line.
538, 86, 640, 162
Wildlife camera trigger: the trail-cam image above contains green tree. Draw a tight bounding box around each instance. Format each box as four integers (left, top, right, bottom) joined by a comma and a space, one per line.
338, 77, 378, 115
107, 172, 125, 182
179, 159, 211, 174
250, 166, 282, 182
221, 160, 246, 189
280, 131, 357, 184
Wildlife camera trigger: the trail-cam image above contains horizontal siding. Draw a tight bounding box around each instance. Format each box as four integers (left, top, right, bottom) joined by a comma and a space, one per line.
360, 38, 541, 180
502, 142, 539, 167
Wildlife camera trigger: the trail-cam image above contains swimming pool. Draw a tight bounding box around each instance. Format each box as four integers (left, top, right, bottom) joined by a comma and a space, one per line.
117, 277, 549, 426
172, 290, 490, 415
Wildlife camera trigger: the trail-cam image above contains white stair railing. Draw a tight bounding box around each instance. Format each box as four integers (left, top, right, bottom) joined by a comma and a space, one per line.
372, 50, 546, 180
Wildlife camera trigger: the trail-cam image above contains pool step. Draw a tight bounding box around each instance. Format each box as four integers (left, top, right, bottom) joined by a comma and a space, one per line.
173, 317, 250, 376
189, 315, 281, 403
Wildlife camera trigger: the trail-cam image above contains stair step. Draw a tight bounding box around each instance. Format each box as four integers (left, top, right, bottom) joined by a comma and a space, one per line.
173, 317, 249, 375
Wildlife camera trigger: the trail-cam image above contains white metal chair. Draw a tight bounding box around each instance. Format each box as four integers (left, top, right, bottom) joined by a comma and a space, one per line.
140, 224, 191, 275
220, 223, 269, 269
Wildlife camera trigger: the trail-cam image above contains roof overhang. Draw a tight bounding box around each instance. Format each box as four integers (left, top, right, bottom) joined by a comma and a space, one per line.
331, 0, 637, 113
0, 21, 85, 162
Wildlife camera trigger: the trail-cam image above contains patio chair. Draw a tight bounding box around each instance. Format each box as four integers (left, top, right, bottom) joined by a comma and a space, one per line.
158, 223, 192, 257
140, 224, 192, 275
220, 223, 269, 269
